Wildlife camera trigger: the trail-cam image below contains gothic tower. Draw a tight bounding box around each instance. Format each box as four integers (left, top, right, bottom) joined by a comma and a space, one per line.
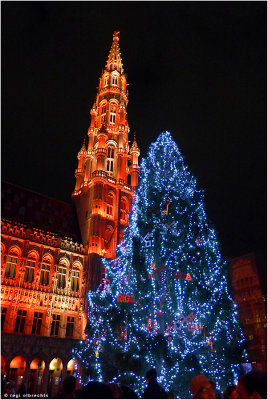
72, 31, 139, 262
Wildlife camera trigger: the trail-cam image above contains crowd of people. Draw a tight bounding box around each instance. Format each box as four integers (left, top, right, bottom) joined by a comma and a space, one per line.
1, 369, 267, 399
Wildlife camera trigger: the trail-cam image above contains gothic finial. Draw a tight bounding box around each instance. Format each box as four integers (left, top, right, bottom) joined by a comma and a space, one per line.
106, 31, 123, 73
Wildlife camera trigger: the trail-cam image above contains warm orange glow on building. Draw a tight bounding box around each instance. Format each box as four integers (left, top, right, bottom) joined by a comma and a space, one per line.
231, 253, 267, 371
1, 216, 87, 395
72, 30, 140, 259
1, 31, 138, 396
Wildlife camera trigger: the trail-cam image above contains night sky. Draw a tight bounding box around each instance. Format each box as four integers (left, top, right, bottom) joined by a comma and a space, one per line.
2, 2, 267, 261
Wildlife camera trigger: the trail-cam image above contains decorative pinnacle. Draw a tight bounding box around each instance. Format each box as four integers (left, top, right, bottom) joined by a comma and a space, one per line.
106, 31, 123, 73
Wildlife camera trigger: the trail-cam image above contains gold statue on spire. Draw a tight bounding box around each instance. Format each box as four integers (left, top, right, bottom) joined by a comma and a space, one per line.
113, 31, 120, 41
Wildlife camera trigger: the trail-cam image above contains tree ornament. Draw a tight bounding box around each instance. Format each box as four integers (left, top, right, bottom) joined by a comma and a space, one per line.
163, 221, 178, 235
174, 271, 192, 281
141, 232, 153, 247
148, 263, 166, 281
163, 198, 171, 215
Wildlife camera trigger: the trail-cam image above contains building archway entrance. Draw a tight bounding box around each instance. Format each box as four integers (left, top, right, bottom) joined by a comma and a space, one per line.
67, 359, 80, 377
9, 355, 26, 392
48, 358, 63, 398
28, 358, 45, 394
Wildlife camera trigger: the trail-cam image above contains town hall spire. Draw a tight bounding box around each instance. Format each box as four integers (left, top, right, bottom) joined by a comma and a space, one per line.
72, 32, 139, 263
105, 31, 124, 74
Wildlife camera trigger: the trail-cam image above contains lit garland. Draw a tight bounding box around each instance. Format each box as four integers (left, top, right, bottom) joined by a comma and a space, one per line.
72, 131, 248, 398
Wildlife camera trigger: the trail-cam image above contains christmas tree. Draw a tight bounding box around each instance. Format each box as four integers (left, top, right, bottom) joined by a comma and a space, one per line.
73, 131, 247, 398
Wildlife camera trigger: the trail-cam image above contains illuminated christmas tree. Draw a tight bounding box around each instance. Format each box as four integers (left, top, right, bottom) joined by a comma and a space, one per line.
73, 131, 247, 398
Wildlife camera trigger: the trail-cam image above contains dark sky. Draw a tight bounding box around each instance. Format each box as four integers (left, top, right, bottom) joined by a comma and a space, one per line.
2, 2, 267, 261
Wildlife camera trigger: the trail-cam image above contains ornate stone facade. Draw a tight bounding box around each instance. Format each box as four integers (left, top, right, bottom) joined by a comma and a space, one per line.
231, 253, 267, 371
72, 31, 139, 259
1, 215, 89, 395
1, 31, 138, 396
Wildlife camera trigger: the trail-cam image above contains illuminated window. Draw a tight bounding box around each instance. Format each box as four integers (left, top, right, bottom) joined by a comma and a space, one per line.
50, 314, 60, 336
57, 266, 66, 289
40, 261, 50, 285
32, 312, 43, 335
71, 271, 79, 292
112, 75, 118, 85
5, 256, 17, 278
120, 198, 128, 223
104, 76, 109, 87
109, 103, 117, 125
107, 193, 114, 217
66, 316, 74, 338
101, 103, 107, 124
107, 147, 114, 173
14, 309, 27, 333
1, 307, 7, 330
24, 260, 35, 283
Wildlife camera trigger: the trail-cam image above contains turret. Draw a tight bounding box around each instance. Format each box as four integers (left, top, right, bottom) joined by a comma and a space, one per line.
130, 133, 140, 188
74, 138, 87, 191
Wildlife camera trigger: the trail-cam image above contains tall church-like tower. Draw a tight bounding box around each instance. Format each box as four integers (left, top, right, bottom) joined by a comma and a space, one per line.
72, 31, 139, 260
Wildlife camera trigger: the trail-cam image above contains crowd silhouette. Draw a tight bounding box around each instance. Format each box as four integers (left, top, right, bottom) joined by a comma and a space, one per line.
1, 368, 267, 399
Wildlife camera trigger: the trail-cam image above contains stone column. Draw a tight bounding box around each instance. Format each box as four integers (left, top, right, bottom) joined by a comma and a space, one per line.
41, 362, 50, 395
23, 361, 30, 393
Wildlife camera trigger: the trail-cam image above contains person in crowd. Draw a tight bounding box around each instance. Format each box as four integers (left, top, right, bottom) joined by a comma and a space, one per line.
143, 368, 168, 399
223, 384, 238, 399
4, 380, 16, 396
108, 383, 124, 398
236, 370, 267, 399
17, 381, 27, 396
58, 375, 77, 398
189, 374, 216, 399
120, 384, 139, 398
76, 381, 114, 399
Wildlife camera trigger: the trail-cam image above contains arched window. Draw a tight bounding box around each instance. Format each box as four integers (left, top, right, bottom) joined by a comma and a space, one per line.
120, 197, 129, 223
5, 248, 19, 279
107, 146, 115, 174
71, 270, 80, 292
40, 257, 51, 286
101, 102, 107, 124
109, 103, 117, 124
107, 192, 114, 217
104, 75, 109, 87
24, 252, 37, 283
112, 75, 118, 86
57, 261, 67, 289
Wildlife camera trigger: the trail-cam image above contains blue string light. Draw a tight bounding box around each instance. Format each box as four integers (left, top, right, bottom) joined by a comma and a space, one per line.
72, 131, 247, 398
